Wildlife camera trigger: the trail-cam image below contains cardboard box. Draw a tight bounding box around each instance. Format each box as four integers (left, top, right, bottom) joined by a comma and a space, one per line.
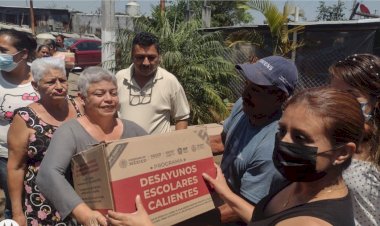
71, 126, 216, 226
64, 52, 75, 67
188, 123, 223, 165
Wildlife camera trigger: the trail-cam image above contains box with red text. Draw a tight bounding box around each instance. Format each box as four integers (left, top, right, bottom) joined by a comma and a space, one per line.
71, 126, 216, 226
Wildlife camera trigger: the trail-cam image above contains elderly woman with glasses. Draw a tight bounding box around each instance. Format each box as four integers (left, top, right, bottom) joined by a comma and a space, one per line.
7, 57, 83, 226
36, 66, 147, 226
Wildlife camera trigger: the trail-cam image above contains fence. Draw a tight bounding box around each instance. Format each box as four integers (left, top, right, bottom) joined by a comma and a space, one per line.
216, 21, 380, 102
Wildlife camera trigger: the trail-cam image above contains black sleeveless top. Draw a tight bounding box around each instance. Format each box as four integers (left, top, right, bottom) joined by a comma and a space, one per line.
250, 185, 355, 226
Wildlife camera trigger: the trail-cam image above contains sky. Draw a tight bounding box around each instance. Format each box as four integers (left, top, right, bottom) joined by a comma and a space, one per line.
0, 0, 379, 24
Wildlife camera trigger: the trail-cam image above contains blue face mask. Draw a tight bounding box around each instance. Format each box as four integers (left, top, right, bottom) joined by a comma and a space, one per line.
0, 51, 21, 72
359, 102, 372, 121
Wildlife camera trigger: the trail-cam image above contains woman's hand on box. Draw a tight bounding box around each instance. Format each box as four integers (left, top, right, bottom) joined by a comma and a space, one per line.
202, 163, 234, 201
107, 195, 154, 226
85, 211, 108, 226
72, 203, 108, 226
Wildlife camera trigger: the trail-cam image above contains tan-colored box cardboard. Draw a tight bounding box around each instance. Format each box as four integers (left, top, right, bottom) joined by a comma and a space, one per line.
71, 126, 216, 226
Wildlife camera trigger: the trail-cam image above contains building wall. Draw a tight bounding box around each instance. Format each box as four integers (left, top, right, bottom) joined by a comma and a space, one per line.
0, 6, 134, 37
0, 6, 70, 33
71, 13, 133, 38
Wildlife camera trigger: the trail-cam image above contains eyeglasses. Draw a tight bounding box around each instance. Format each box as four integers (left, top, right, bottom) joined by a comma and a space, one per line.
129, 86, 152, 106
133, 55, 158, 63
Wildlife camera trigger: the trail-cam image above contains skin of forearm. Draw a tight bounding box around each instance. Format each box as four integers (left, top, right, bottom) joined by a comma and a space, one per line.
219, 191, 255, 223
72, 203, 92, 224
175, 120, 188, 130
8, 167, 26, 215
72, 203, 107, 226
218, 203, 242, 223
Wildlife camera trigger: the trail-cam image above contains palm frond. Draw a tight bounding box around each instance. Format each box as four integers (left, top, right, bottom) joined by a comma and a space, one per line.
225, 30, 264, 48
288, 25, 305, 34
231, 0, 305, 57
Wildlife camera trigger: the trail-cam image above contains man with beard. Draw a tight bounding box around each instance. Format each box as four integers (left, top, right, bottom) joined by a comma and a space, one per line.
116, 32, 190, 134
211, 56, 298, 224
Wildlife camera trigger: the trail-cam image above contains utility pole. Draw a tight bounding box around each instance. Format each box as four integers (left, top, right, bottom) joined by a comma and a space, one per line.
160, 0, 165, 16
101, 0, 115, 71
29, 0, 35, 34
186, 0, 192, 21
291, 6, 299, 61
202, 0, 211, 28
352, 0, 357, 13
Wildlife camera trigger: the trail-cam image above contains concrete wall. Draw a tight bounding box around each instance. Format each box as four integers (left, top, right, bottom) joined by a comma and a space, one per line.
0, 6, 70, 33
71, 13, 134, 37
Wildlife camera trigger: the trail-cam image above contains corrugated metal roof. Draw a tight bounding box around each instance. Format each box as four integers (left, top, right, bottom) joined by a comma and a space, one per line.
0, 5, 68, 12
0, 23, 32, 33
289, 18, 380, 26
201, 18, 380, 31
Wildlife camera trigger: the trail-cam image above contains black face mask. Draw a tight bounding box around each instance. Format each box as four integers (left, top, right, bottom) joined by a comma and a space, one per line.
272, 134, 341, 182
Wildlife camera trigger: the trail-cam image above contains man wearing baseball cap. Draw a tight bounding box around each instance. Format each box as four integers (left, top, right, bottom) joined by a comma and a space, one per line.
211, 55, 298, 224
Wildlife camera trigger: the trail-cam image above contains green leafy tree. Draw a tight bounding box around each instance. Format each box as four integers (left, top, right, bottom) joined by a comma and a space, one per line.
316, 0, 346, 21
114, 14, 238, 124
226, 0, 304, 57
151, 0, 253, 28
208, 0, 254, 27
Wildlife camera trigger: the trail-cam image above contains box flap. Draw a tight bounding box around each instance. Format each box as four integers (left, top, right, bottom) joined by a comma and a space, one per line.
71, 143, 115, 214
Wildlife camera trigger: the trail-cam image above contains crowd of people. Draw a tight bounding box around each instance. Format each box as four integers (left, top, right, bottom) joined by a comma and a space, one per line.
0, 28, 378, 226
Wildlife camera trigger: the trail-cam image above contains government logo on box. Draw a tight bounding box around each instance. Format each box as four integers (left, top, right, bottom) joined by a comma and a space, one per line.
0, 219, 19, 226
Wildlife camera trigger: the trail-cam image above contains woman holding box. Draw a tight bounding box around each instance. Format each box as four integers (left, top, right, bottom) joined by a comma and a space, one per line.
107, 87, 361, 226
36, 66, 147, 226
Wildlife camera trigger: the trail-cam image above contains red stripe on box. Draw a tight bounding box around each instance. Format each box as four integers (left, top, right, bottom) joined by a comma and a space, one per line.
111, 157, 216, 214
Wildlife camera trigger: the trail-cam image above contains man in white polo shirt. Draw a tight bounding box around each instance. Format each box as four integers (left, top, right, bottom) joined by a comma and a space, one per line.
116, 32, 190, 134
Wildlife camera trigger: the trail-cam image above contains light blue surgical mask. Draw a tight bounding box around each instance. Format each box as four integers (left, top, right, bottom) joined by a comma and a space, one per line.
359, 102, 372, 121
0, 51, 21, 72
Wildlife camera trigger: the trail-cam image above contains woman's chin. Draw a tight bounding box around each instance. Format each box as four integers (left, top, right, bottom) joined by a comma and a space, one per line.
101, 109, 117, 116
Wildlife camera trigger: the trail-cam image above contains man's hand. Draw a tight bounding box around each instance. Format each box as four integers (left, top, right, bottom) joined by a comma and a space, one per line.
209, 133, 225, 155
175, 120, 188, 130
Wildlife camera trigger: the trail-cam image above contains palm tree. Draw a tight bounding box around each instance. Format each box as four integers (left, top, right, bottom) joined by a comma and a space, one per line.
227, 0, 304, 57
114, 14, 238, 125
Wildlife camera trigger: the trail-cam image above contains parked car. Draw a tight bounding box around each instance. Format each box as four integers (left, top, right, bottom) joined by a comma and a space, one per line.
65, 38, 101, 68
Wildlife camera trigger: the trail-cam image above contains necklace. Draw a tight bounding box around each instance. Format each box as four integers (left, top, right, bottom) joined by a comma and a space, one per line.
282, 195, 291, 208
282, 191, 291, 209
282, 183, 347, 209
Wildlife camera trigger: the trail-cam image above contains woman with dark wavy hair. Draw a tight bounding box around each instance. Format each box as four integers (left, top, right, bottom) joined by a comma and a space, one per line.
330, 53, 380, 225
0, 29, 38, 219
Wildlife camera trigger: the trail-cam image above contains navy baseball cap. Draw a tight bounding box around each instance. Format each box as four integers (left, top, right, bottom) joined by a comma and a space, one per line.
236, 56, 298, 95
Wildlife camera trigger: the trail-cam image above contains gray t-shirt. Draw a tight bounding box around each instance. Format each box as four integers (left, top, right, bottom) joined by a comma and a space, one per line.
221, 98, 286, 204
36, 119, 147, 219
